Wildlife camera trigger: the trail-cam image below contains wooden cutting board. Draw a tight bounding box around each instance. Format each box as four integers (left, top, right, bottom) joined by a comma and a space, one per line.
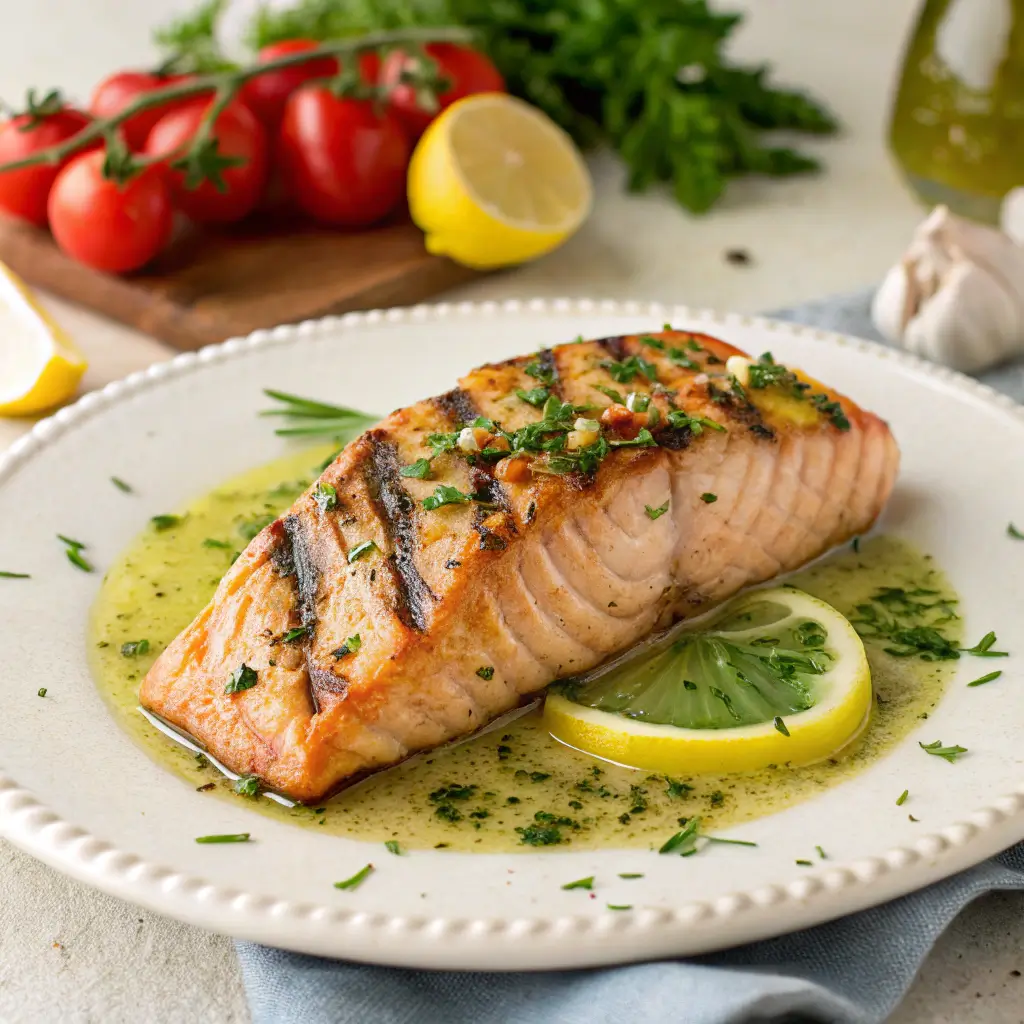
0, 213, 481, 350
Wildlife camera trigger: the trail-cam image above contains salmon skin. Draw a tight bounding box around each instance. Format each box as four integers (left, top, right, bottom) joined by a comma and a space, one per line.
140, 331, 898, 803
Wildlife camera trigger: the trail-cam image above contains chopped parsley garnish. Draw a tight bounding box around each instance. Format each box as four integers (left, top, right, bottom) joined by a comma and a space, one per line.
773, 716, 790, 736
608, 428, 656, 449
967, 670, 1002, 687
429, 783, 477, 803
277, 625, 309, 644
400, 458, 432, 479
332, 634, 361, 658
666, 411, 726, 435
618, 873, 644, 879
640, 335, 665, 350
57, 535, 94, 573
606, 904, 632, 911
704, 835, 758, 848
592, 384, 625, 404
195, 833, 250, 844
561, 876, 594, 890
516, 824, 565, 846
314, 481, 338, 512
919, 740, 968, 762
334, 864, 374, 890
665, 778, 693, 799
516, 386, 550, 407
225, 663, 258, 694
700, 493, 718, 504
1008, 523, 1024, 540
523, 357, 556, 386
796, 859, 813, 867
896, 789, 909, 806
659, 816, 701, 854
0, 570, 30, 579
602, 355, 657, 384
120, 640, 150, 657
235, 774, 261, 799
203, 538, 232, 549
849, 587, 960, 660
422, 485, 473, 511
37, 687, 46, 698
667, 347, 700, 371
810, 393, 851, 431
347, 540, 378, 563
385, 840, 402, 855
815, 845, 827, 859
476, 666, 495, 680
645, 501, 669, 521
962, 631, 1008, 657
111, 476, 133, 493
237, 514, 274, 541
150, 514, 183, 531
909, 814, 920, 822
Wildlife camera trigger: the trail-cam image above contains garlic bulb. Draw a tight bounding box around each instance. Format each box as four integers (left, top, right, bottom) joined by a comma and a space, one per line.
871, 205, 1024, 373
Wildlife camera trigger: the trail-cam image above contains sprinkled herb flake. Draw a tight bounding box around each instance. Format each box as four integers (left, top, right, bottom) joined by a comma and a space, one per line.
476, 666, 495, 680
523, 358, 556, 386
111, 476, 133, 493
37, 687, 46, 698
618, 873, 644, 880
347, 540, 378, 563
700, 493, 718, 504
773, 716, 790, 736
385, 840, 402, 855
57, 535, 94, 573
334, 864, 374, 890
400, 458, 432, 479
967, 670, 1002, 687
202, 538, 232, 550
592, 384, 625, 405
562, 876, 594, 891
606, 904, 633, 911
150, 514, 183, 531
332, 634, 361, 658
515, 824, 564, 846
277, 625, 310, 644
704, 835, 759, 848
962, 631, 1008, 658
666, 410, 726, 435
896, 789, 909, 806
602, 354, 658, 384
1008, 523, 1024, 540
314, 481, 338, 512
195, 833, 251, 844
120, 640, 150, 657
423, 485, 473, 511
0, 570, 30, 579
796, 859, 813, 867
815, 845, 827, 860
225, 663, 258, 695
516, 386, 550, 407
235, 774, 261, 799
659, 817, 701, 855
919, 740, 967, 763
645, 501, 669, 521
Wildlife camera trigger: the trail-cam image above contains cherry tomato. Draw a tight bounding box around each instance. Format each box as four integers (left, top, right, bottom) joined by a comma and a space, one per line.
278, 86, 410, 228
145, 100, 268, 223
240, 39, 339, 130
0, 108, 92, 227
48, 151, 173, 273
90, 71, 199, 151
380, 44, 505, 139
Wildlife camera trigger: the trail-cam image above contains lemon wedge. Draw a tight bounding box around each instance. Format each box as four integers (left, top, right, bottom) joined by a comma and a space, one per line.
544, 587, 872, 775
408, 93, 593, 269
0, 262, 86, 416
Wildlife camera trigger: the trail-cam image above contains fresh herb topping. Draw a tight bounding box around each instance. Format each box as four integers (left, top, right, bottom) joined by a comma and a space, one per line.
909, 814, 920, 822
334, 864, 374, 891
896, 789, 909, 806
602, 354, 657, 384
592, 384, 625, 404
150, 514, 183, 531
238, 513, 274, 541
120, 639, 150, 657
111, 476, 133, 493
645, 501, 669, 521
618, 873, 644, 879
523, 357, 556, 386
608, 428, 656, 450
195, 833, 250, 844
606, 904, 632, 911
57, 535, 93, 573
700, 492, 718, 504
516, 386, 550, 407
562, 876, 595, 891
332, 634, 361, 658
400, 458, 432, 479
261, 389, 376, 440
741, 353, 850, 429
815, 845, 827, 859
202, 538, 232, 550
277, 625, 309, 644
476, 666, 495, 680
665, 778, 693, 799
225, 663, 258, 694
1008, 523, 1024, 540
0, 570, 30, 579
385, 840, 402, 855
967, 670, 1002, 687
810, 394, 851, 431
703, 835, 759, 848
423, 485, 473, 511
37, 687, 46, 698
347, 540, 378, 563
849, 587, 960, 660
773, 716, 790, 737
962, 631, 1008, 657
795, 859, 813, 867
314, 481, 338, 512
659, 817, 701, 855
235, 774, 261, 798
919, 740, 968, 763
666, 410, 726, 435
666, 347, 700, 371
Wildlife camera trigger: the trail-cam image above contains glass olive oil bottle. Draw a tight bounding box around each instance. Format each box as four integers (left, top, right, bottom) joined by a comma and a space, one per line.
889, 0, 1024, 222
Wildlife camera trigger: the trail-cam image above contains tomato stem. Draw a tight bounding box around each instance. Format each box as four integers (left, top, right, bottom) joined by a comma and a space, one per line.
0, 26, 472, 175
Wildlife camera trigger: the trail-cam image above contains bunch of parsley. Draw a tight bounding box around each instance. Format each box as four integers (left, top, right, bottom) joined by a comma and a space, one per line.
157, 0, 838, 213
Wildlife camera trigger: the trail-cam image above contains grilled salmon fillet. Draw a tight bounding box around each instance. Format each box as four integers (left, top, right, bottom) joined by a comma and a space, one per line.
141, 330, 898, 802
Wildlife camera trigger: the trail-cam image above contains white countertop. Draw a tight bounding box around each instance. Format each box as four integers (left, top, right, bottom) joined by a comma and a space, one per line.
1, 1, 1021, 1020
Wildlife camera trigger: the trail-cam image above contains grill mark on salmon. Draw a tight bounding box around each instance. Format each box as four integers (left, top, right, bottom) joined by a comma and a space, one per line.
140, 329, 900, 803
363, 433, 435, 632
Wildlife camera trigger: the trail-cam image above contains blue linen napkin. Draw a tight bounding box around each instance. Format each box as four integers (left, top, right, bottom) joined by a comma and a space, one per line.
236, 290, 1024, 1024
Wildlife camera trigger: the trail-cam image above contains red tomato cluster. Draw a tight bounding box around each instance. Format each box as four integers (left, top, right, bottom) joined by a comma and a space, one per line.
0, 41, 504, 274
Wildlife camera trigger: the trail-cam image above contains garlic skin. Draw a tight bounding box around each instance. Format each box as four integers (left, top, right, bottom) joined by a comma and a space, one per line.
871, 205, 1024, 373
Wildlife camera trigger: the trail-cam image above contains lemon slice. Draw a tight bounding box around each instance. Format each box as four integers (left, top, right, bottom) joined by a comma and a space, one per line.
544, 587, 872, 774
408, 94, 593, 269
0, 262, 86, 416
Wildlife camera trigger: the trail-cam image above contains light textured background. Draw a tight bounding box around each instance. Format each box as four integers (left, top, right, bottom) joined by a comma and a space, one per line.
0, 1, 1022, 1021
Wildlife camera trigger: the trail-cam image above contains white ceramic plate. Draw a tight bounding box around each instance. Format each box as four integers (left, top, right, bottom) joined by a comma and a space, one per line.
1, 300, 1022, 970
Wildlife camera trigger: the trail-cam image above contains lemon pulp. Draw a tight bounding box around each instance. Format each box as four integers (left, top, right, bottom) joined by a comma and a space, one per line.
544, 587, 872, 775
407, 93, 593, 269
0, 261, 86, 416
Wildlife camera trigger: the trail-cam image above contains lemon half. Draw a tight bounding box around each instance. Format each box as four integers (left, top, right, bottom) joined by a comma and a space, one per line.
408, 93, 593, 269
0, 262, 86, 416
544, 587, 872, 775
